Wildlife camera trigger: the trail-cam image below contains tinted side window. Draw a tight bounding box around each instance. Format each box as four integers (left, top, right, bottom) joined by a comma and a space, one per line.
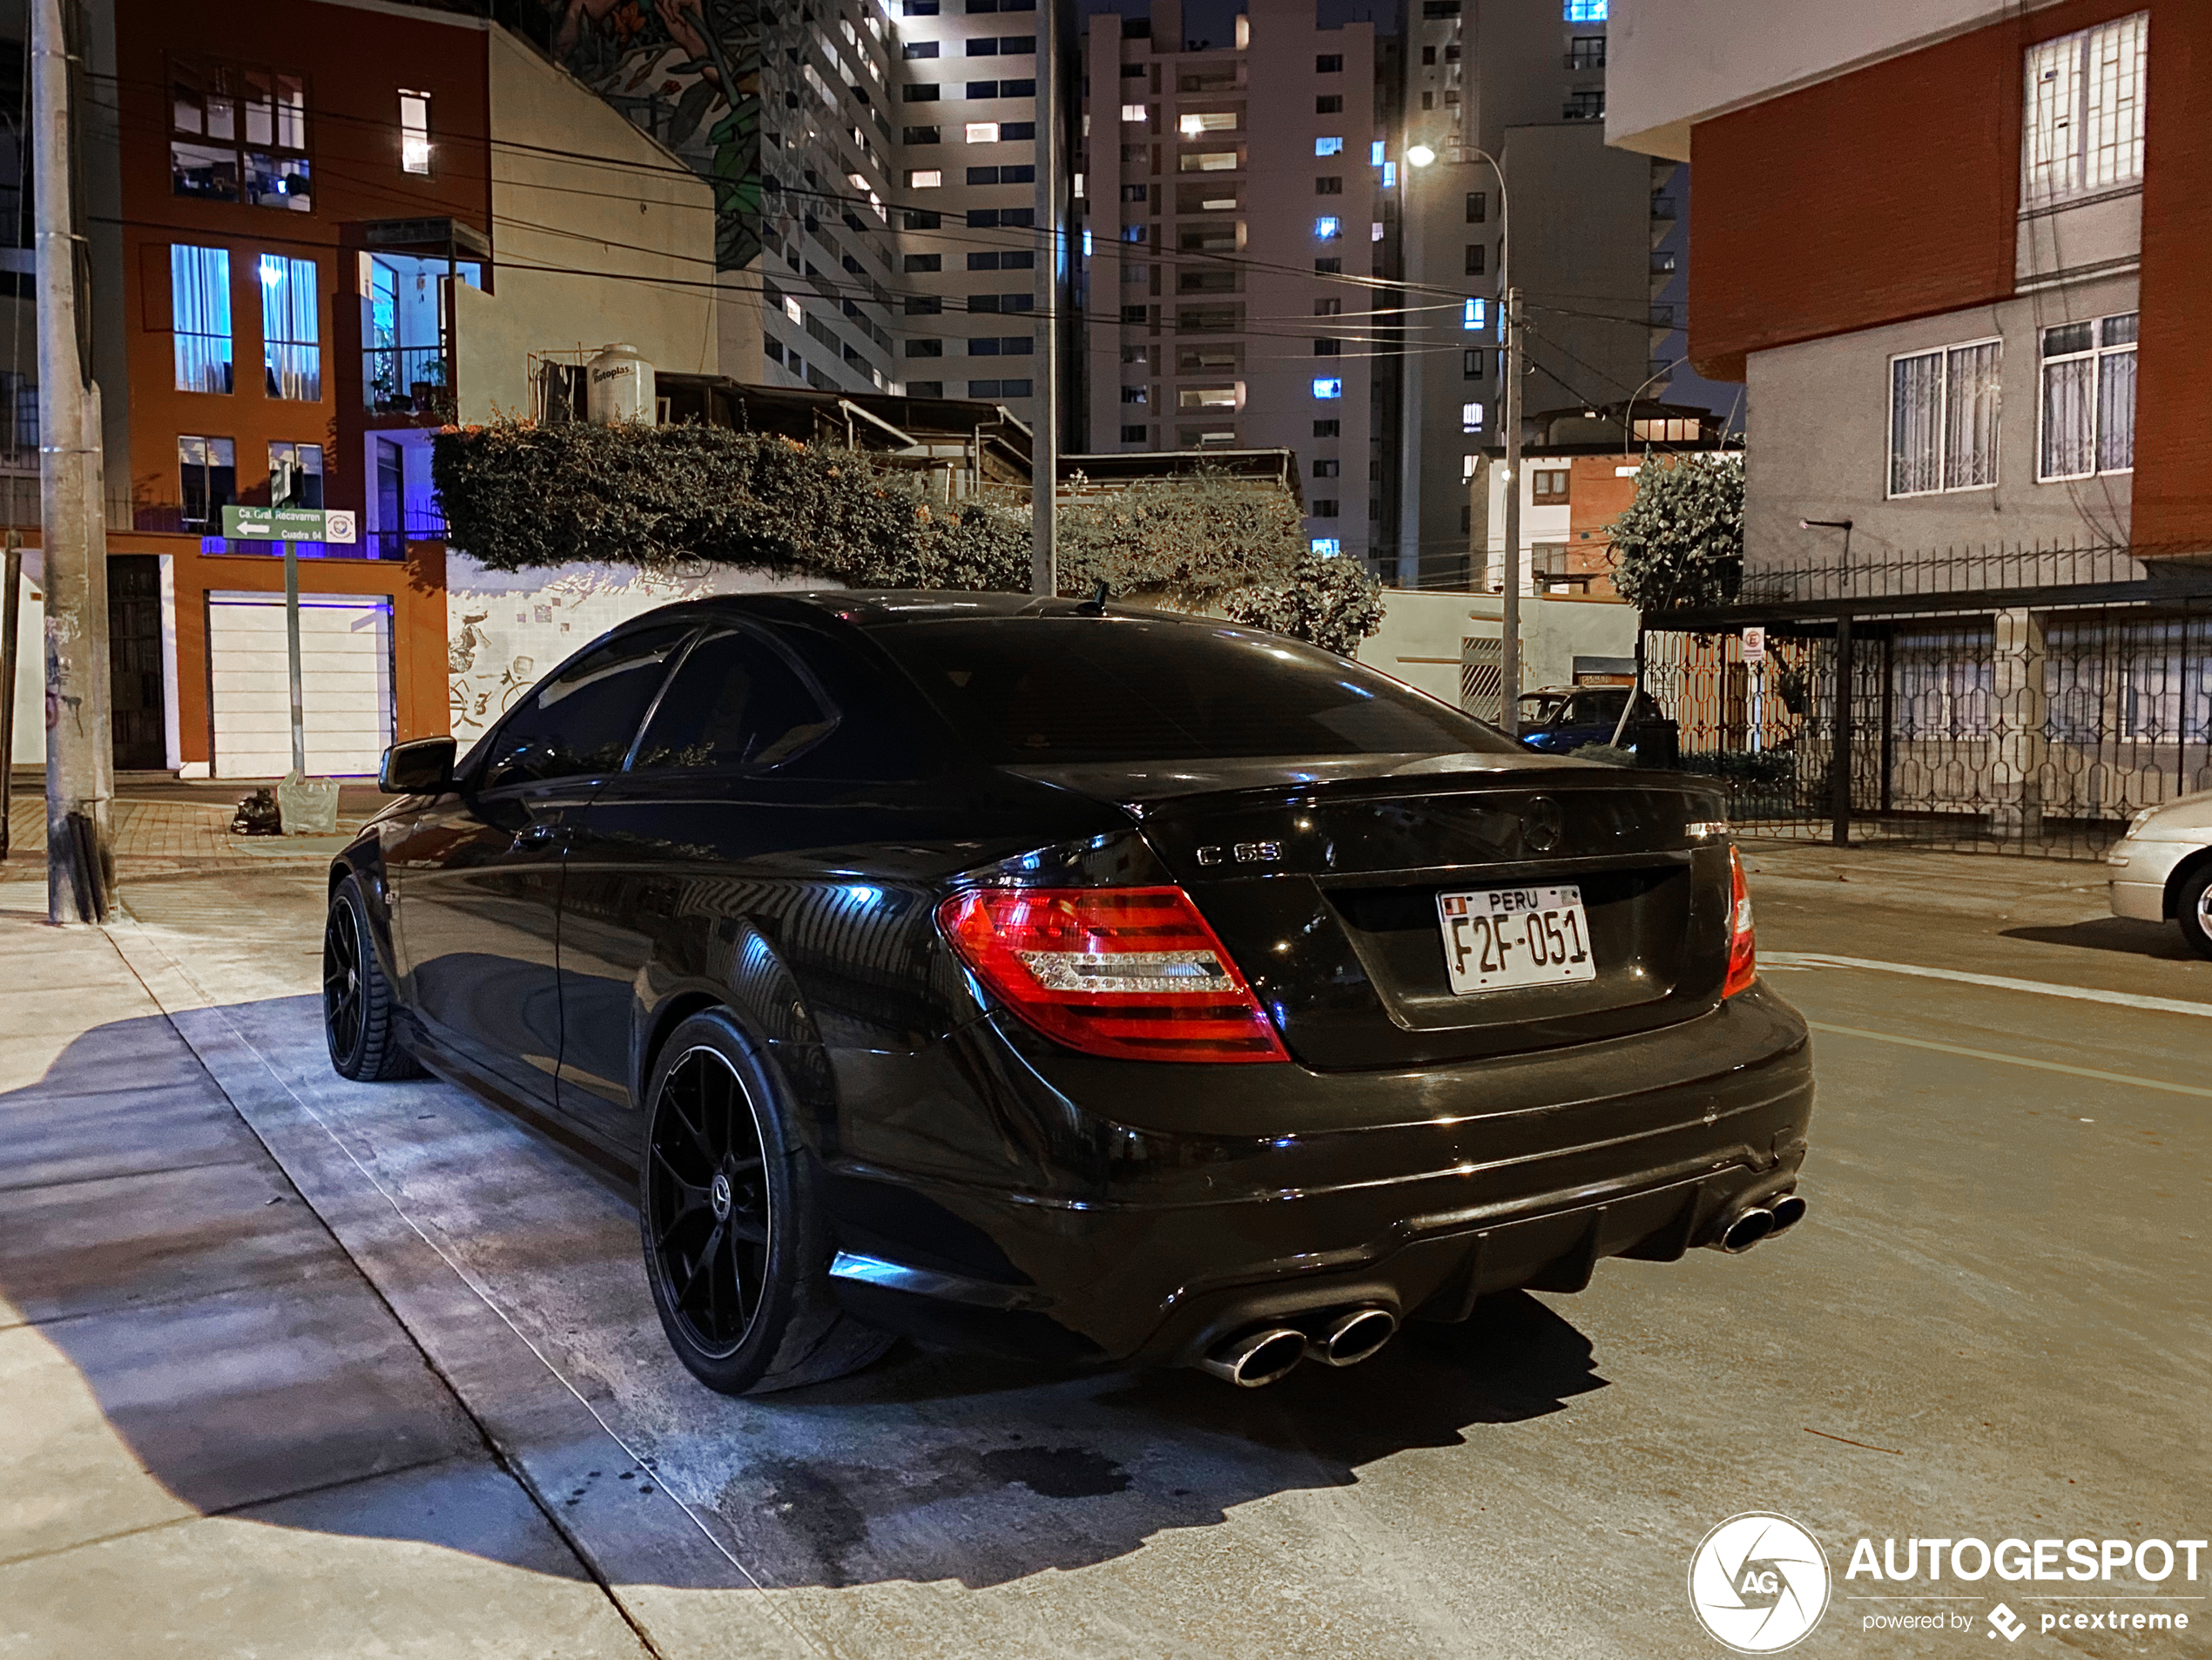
479, 625, 692, 789
631, 628, 835, 773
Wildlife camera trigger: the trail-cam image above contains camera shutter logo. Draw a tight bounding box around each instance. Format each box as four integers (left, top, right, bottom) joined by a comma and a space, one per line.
1688, 1513, 1831, 1653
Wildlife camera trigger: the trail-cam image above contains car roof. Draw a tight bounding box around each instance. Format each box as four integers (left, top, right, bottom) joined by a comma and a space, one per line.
600, 589, 1217, 636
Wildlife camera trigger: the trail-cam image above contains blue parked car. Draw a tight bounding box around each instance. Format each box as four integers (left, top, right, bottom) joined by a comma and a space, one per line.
1517, 687, 1678, 766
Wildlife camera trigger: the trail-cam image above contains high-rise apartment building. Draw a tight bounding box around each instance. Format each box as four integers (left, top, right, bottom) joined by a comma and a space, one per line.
1397, 0, 1676, 590
1081, 0, 1384, 563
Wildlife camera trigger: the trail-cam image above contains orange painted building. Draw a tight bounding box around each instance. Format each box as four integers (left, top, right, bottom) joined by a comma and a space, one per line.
104, 0, 498, 773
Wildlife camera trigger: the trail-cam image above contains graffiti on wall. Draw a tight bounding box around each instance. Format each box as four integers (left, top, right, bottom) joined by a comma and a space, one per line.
514, 0, 764, 270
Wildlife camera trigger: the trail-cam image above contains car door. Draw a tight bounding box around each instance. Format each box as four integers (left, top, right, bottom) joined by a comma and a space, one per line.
556, 624, 840, 1145
388, 623, 695, 1108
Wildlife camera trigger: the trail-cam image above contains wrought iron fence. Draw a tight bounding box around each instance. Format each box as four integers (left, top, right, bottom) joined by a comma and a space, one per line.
1640, 549, 2212, 860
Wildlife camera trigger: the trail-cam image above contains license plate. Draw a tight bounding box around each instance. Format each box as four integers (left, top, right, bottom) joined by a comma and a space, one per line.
1435, 884, 1596, 994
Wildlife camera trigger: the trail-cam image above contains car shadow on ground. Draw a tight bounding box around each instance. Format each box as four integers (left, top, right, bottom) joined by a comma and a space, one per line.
1998, 917, 2200, 961
3, 1007, 1609, 1594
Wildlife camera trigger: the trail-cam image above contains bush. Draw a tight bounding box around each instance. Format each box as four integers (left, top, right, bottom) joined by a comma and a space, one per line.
431, 422, 1386, 653
1676, 749, 1796, 792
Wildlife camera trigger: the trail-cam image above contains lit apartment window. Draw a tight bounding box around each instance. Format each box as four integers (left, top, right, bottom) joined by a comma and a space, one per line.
1315, 136, 1343, 157
1562, 0, 1607, 19
1460, 401, 1483, 432
179, 435, 236, 529
966, 121, 1000, 142
1179, 111, 1238, 136
1889, 339, 2002, 496
1462, 297, 1486, 330
2024, 14, 2148, 207
1311, 537, 1341, 555
1315, 216, 1341, 239
170, 57, 311, 210
267, 440, 324, 509
2039, 312, 2137, 480
1120, 103, 1147, 123
784, 295, 805, 323
1371, 139, 1386, 165
398, 90, 431, 174
258, 253, 320, 400
1179, 387, 1238, 408
906, 168, 943, 187
1312, 377, 1343, 400
171, 246, 233, 394
1461, 454, 1480, 480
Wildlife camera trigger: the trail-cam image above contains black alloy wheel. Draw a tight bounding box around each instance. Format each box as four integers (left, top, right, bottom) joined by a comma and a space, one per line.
637, 1010, 894, 1395
324, 874, 425, 1081
2179, 865, 2212, 962
644, 1044, 773, 1359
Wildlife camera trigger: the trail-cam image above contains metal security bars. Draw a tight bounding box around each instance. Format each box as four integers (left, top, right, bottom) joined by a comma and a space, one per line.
1639, 547, 2212, 860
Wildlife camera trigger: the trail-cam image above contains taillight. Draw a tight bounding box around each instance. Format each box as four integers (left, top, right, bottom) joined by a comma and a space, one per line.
937, 886, 1289, 1063
1724, 846, 1757, 997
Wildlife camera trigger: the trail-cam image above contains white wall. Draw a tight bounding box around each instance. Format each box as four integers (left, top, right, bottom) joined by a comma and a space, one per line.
447, 559, 836, 750
455, 29, 718, 424
1606, 0, 2054, 159
1356, 588, 1639, 709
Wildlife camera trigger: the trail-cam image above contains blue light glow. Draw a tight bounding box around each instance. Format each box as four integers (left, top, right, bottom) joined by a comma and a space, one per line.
1315, 136, 1343, 157
1312, 377, 1343, 400
1370, 139, 1386, 165
1463, 297, 1487, 331
1315, 215, 1341, 239
1310, 536, 1341, 554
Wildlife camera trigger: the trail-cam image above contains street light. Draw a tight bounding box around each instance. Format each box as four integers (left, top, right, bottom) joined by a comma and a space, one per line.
1407, 142, 1521, 732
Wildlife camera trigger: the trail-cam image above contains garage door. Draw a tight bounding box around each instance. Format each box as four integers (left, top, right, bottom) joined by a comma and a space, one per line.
208, 591, 395, 778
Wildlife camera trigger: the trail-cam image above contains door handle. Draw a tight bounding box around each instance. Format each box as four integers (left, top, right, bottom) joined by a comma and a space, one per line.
512, 821, 563, 849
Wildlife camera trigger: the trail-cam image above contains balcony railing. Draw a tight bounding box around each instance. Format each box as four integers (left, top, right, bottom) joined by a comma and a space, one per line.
365, 344, 451, 417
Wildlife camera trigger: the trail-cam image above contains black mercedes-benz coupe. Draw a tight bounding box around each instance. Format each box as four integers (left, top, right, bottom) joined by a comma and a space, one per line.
324, 592, 1813, 1394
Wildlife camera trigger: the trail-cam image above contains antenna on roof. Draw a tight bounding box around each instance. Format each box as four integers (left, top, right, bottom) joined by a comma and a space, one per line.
1074, 580, 1109, 616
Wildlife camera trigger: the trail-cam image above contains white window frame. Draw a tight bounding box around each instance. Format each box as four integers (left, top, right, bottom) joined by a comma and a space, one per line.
1885, 336, 2002, 500
2023, 13, 2148, 209
2035, 310, 2137, 482
398, 90, 431, 175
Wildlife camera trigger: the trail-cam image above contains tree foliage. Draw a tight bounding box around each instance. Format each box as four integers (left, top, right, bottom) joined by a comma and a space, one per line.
1607, 451, 1745, 613
431, 421, 1386, 651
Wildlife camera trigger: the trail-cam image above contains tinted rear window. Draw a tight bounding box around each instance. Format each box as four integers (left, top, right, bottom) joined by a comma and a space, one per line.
868, 617, 1521, 763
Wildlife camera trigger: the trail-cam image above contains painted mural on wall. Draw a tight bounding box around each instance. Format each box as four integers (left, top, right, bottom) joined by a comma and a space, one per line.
446, 557, 823, 744
517, 0, 764, 270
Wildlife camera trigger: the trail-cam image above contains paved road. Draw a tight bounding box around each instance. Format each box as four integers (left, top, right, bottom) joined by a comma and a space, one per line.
3, 847, 2205, 1658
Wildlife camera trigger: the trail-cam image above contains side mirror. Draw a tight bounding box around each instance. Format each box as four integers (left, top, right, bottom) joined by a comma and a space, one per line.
379, 736, 456, 795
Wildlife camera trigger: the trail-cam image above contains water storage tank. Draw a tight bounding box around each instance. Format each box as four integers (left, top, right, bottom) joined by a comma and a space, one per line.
585, 342, 653, 425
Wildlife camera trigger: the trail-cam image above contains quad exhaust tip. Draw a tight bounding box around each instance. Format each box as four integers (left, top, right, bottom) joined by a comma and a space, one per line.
1198, 1306, 1399, 1387
1306, 1306, 1398, 1367
1197, 1326, 1309, 1388
1711, 1191, 1808, 1254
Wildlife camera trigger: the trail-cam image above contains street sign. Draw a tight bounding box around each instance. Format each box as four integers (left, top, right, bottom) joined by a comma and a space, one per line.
220, 505, 358, 543
1742, 625, 1767, 664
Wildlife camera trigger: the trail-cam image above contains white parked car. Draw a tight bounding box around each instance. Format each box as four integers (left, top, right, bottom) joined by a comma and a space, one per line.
2107, 791, 2212, 959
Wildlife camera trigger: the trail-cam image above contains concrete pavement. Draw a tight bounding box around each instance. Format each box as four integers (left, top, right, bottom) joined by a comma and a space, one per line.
0, 838, 2206, 1658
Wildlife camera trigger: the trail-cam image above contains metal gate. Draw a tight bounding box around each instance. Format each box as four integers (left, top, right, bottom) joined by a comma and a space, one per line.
1639, 556, 2212, 860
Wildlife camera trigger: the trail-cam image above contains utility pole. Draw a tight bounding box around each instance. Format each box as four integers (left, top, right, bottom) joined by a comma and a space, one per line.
1499, 285, 1523, 736
1028, 0, 1058, 599
35, 0, 113, 922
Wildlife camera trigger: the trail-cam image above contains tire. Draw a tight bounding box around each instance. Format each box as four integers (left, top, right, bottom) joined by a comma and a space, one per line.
325, 874, 427, 1082
2178, 866, 2212, 962
638, 1010, 894, 1395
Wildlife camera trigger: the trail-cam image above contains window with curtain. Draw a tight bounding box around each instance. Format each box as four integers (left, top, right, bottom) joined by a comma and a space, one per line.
259, 253, 320, 401
267, 440, 324, 509
2040, 311, 2136, 481
172, 245, 233, 394
1889, 339, 2000, 497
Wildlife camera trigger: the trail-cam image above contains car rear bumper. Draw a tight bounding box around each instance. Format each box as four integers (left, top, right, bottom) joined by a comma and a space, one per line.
819, 982, 1815, 1367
